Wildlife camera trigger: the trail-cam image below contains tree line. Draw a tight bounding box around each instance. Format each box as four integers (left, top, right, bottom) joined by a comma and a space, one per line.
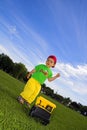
41, 84, 87, 116
0, 53, 28, 82
0, 53, 87, 116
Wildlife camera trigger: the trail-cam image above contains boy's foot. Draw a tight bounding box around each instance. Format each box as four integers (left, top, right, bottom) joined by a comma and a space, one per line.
17, 96, 24, 104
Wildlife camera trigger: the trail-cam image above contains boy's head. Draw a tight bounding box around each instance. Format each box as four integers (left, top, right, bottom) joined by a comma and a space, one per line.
46, 55, 57, 68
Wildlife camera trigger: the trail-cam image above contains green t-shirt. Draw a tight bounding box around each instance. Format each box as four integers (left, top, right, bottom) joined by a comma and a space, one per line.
31, 64, 52, 84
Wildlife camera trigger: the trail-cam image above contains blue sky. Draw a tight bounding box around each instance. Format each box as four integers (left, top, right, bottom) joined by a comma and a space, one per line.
0, 0, 87, 105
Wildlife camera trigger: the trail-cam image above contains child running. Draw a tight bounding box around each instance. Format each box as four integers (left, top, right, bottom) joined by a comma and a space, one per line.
17, 55, 60, 107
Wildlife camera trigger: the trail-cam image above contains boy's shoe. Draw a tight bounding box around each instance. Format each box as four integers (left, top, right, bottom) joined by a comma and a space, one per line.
17, 96, 24, 104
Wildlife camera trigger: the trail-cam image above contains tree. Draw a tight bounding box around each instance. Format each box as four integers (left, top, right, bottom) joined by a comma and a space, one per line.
53, 93, 64, 103
0, 53, 14, 74
41, 84, 54, 97
69, 102, 80, 111
80, 106, 87, 116
12, 62, 28, 81
62, 97, 72, 106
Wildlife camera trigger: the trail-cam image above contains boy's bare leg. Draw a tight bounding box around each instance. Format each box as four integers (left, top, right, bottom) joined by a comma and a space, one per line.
17, 96, 24, 104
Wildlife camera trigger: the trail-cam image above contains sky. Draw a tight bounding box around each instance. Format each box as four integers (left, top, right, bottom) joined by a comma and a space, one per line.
0, 0, 87, 106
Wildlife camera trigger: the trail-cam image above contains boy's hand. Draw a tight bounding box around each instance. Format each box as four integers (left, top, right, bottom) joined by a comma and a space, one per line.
48, 73, 60, 82
40, 69, 48, 76
56, 73, 60, 78
27, 73, 31, 79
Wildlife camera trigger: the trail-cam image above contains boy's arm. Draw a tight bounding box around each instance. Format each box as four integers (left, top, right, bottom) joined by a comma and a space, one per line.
27, 69, 36, 79
48, 73, 60, 82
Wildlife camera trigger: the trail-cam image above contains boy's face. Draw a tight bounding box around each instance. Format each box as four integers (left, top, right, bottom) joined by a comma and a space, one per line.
46, 58, 55, 68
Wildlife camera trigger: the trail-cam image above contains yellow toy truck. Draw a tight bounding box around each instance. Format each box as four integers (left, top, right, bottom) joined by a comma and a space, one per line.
29, 96, 56, 125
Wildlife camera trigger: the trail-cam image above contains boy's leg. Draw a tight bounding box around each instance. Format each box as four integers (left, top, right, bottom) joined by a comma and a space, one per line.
27, 81, 41, 104
20, 78, 37, 104
17, 96, 24, 104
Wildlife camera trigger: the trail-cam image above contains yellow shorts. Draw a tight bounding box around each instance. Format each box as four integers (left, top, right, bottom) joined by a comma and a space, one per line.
20, 78, 41, 104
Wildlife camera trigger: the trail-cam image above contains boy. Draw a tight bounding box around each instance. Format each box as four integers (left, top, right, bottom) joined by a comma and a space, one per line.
18, 55, 60, 107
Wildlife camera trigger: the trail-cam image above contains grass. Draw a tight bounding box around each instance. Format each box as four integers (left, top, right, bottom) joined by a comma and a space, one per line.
0, 70, 87, 130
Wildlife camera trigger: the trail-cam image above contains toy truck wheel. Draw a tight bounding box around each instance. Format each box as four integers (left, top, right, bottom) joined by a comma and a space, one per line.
42, 120, 50, 125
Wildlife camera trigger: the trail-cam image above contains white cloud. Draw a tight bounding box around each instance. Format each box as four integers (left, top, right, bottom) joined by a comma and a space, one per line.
0, 44, 8, 54
56, 62, 87, 78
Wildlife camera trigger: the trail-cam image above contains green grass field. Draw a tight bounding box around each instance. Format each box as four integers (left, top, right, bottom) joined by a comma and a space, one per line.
0, 70, 87, 130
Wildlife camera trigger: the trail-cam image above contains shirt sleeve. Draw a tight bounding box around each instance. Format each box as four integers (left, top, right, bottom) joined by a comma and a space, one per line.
48, 70, 52, 78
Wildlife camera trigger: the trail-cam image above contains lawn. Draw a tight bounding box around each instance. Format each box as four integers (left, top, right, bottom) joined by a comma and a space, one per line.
0, 70, 87, 130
